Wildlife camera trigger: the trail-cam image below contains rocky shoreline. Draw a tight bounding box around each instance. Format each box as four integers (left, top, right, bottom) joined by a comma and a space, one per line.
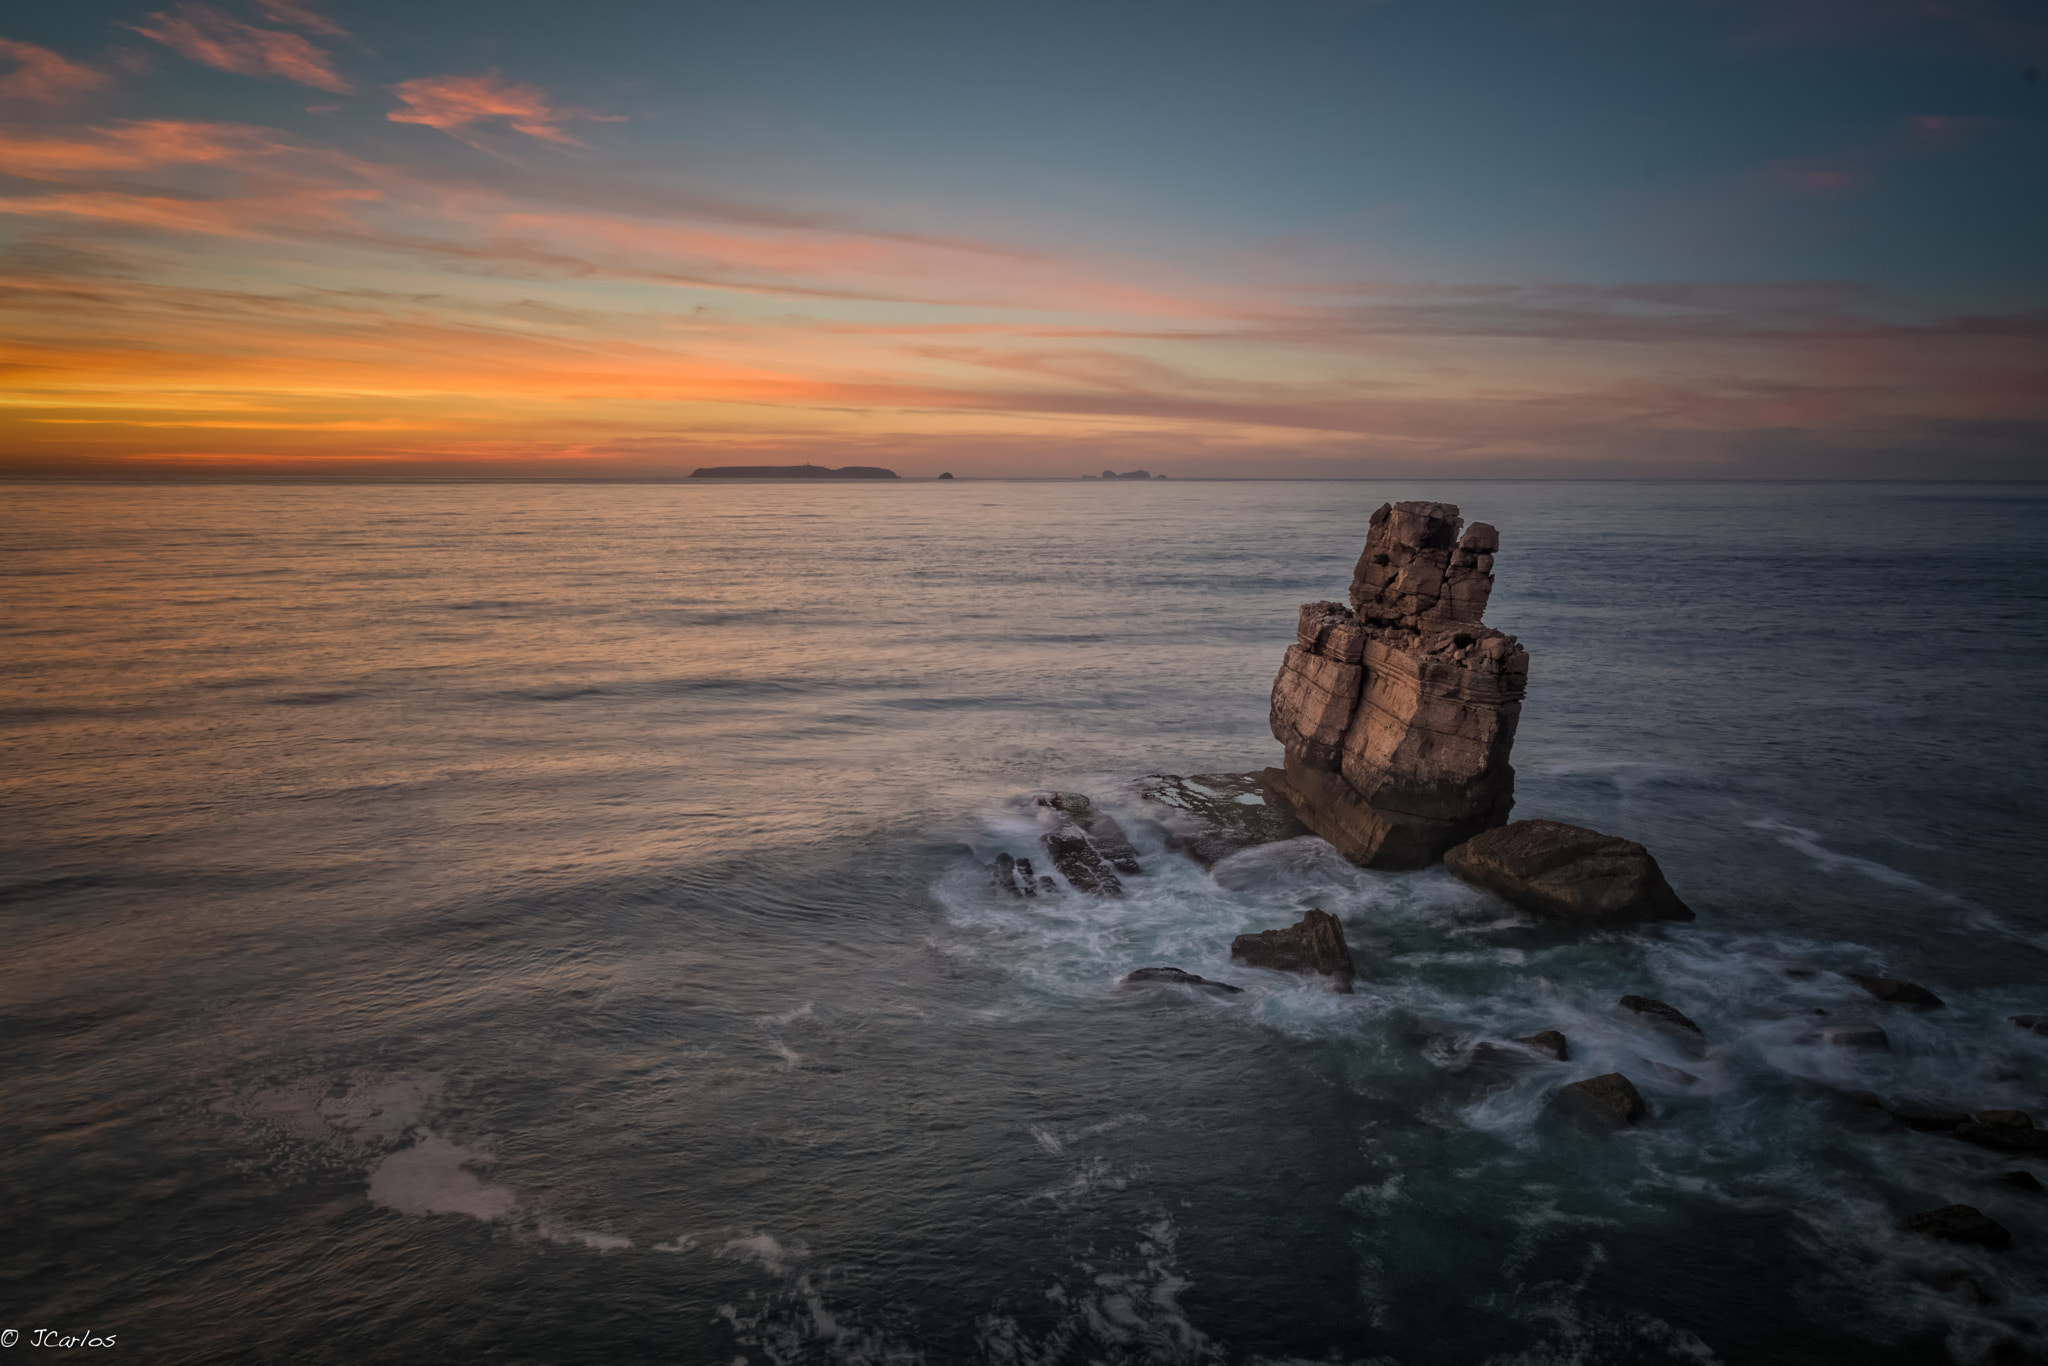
975, 501, 2042, 1280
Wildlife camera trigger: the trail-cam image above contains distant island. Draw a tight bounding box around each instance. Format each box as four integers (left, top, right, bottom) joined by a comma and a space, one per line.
1084, 469, 1162, 480
688, 464, 899, 479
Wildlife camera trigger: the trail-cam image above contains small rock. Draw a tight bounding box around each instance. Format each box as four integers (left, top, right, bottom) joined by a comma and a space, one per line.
2010, 1015, 2048, 1037
1845, 973, 1944, 1009
1513, 1029, 1569, 1061
1889, 1102, 1970, 1132
1138, 772, 1309, 868
1554, 1073, 1647, 1129
1821, 1021, 1891, 1051
1919, 1267, 1995, 1305
1618, 995, 1705, 1039
988, 853, 1040, 898
1896, 1204, 2012, 1250
1116, 967, 1243, 994
1040, 831, 1123, 896
1035, 792, 1142, 875
1954, 1113, 2048, 1156
1636, 1057, 1702, 1087
1229, 908, 1356, 993
1989, 1170, 2045, 1195
1443, 820, 1694, 925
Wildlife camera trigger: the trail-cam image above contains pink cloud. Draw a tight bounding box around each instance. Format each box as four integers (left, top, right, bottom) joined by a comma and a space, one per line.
0, 38, 113, 105
386, 72, 623, 146
127, 2, 351, 93
253, 0, 349, 39
1763, 160, 1870, 197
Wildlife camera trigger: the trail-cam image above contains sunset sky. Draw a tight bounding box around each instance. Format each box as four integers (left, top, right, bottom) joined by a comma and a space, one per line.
2, 0, 2044, 478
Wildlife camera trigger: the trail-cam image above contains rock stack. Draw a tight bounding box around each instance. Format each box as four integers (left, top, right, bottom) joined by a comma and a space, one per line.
1265, 501, 1529, 868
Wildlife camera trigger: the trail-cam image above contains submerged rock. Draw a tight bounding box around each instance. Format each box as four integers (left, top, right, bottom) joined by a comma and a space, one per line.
1137, 771, 1309, 867
1896, 1204, 2012, 1250
2010, 1015, 2048, 1037
1229, 908, 1356, 993
1513, 1029, 1570, 1061
1954, 1112, 2048, 1156
1618, 995, 1705, 1041
1443, 820, 1694, 925
1265, 503, 1528, 868
1116, 966, 1243, 994
1555, 1073, 1647, 1129
1889, 1101, 1970, 1132
1034, 792, 1142, 875
988, 853, 1041, 898
1845, 973, 1944, 1009
1821, 1021, 1892, 1051
1040, 831, 1123, 896
1990, 1170, 2045, 1195
1636, 1057, 1702, 1087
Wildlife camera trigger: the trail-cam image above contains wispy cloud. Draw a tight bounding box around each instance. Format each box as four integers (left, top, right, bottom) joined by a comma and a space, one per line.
0, 38, 113, 106
127, 2, 351, 93
386, 72, 622, 147
253, 0, 349, 40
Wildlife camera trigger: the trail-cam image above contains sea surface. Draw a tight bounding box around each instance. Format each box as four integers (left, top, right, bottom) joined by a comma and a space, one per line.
3, 479, 2046, 1365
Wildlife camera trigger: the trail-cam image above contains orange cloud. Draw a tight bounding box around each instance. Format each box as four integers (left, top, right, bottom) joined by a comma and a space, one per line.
127, 2, 351, 93
387, 72, 622, 146
0, 38, 112, 106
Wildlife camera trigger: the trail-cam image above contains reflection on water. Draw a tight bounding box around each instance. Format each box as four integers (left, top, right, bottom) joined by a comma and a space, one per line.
2, 480, 2045, 1363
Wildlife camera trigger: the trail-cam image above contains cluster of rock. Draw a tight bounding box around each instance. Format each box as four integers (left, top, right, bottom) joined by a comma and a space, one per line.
989, 792, 1143, 898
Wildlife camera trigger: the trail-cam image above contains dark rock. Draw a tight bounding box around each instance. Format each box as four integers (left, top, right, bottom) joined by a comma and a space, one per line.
1823, 1087, 1899, 1133
1035, 793, 1142, 875
688, 464, 898, 479
2011, 1015, 2048, 1036
1990, 1169, 2045, 1195
1845, 973, 1944, 1008
1229, 908, 1355, 993
1919, 1267, 1995, 1305
1637, 1057, 1702, 1087
1138, 772, 1309, 868
937, 472, 954, 479
1040, 831, 1123, 896
1555, 1073, 1647, 1129
1038, 875, 1058, 894
1266, 503, 1528, 869
1821, 1021, 1891, 1051
1117, 967, 1243, 994
1444, 820, 1694, 925
1896, 1204, 2012, 1250
988, 853, 1041, 898
1954, 1113, 2048, 1156
1513, 1029, 1569, 1061
1890, 1102, 1971, 1132
1618, 995, 1705, 1039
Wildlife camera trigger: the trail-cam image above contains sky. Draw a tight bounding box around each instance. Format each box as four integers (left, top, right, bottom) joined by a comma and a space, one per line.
1, 0, 2044, 479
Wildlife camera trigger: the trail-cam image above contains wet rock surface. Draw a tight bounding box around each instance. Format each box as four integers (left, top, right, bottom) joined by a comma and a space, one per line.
1034, 792, 1142, 875
1443, 819, 1694, 925
988, 853, 1043, 897
1618, 995, 1705, 1040
1229, 908, 1356, 993
1514, 1030, 1569, 1061
1116, 967, 1243, 994
1137, 772, 1309, 867
2011, 1015, 2048, 1037
1955, 1112, 2048, 1156
1897, 1204, 2012, 1249
1821, 1021, 1892, 1051
1890, 1101, 1971, 1132
1991, 1170, 2045, 1195
1266, 502, 1528, 868
1555, 1072, 1647, 1129
1040, 831, 1123, 896
1845, 973, 1945, 1008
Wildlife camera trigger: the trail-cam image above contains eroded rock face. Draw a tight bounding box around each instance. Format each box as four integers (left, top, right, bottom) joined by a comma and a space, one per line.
1266, 502, 1528, 868
1444, 820, 1695, 924
1138, 772, 1310, 867
1229, 908, 1356, 993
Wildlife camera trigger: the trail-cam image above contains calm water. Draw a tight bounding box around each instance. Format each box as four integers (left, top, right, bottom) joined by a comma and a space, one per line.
3, 480, 2046, 1365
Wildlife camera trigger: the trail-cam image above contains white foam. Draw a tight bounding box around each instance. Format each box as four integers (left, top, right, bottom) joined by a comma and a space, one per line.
367, 1129, 518, 1222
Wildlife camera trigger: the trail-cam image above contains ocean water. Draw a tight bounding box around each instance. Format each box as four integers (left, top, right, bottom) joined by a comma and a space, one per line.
3, 479, 2046, 1365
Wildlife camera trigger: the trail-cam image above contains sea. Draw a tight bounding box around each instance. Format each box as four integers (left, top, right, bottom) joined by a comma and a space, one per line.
3, 479, 2045, 1365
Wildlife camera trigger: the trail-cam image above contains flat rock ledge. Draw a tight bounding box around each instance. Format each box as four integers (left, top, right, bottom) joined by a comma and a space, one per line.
1846, 973, 1944, 1008
1444, 820, 1694, 925
1229, 908, 1356, 993
1138, 772, 1309, 867
1117, 967, 1243, 994
1896, 1204, 2012, 1250
1555, 1073, 1647, 1129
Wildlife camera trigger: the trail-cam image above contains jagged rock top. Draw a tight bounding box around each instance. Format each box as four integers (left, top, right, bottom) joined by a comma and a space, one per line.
1349, 501, 1501, 632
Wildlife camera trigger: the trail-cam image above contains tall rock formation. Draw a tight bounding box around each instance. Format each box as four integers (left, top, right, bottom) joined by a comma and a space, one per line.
1264, 501, 1529, 868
